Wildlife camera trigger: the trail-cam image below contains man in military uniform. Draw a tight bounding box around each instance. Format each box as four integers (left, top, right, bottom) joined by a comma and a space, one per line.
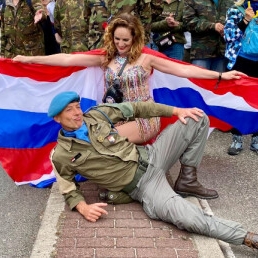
54, 0, 89, 53
47, 91, 258, 251
0, 0, 45, 58
183, 0, 234, 72
86, 0, 153, 50
151, 0, 186, 60
86, 0, 109, 50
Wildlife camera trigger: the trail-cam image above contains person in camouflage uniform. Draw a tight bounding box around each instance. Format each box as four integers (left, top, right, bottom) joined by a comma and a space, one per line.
86, 0, 153, 50
183, 0, 234, 72
0, 0, 44, 58
54, 0, 89, 53
86, 0, 109, 50
151, 0, 186, 60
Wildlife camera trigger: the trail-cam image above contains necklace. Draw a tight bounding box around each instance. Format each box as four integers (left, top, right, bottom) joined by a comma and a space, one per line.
114, 54, 127, 66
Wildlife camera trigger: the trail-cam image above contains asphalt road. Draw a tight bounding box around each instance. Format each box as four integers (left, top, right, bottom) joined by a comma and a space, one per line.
0, 129, 257, 258
197, 130, 258, 258
0, 166, 50, 258
168, 129, 258, 258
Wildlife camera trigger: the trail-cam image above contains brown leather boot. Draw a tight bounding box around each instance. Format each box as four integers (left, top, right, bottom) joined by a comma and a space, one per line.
174, 164, 219, 199
244, 232, 258, 249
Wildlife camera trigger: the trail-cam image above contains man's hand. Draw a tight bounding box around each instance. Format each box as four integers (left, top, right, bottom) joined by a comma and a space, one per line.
173, 107, 204, 124
165, 14, 180, 27
76, 201, 108, 222
245, 7, 255, 21
215, 22, 224, 36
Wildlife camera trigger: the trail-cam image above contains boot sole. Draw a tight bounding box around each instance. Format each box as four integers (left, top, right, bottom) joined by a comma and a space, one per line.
227, 149, 243, 155
250, 146, 258, 153
175, 191, 219, 200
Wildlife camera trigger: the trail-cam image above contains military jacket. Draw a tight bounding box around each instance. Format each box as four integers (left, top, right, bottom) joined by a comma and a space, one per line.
183, 0, 234, 60
86, 0, 109, 50
54, 0, 88, 53
0, 0, 44, 58
51, 102, 173, 210
86, 0, 152, 49
151, 0, 186, 44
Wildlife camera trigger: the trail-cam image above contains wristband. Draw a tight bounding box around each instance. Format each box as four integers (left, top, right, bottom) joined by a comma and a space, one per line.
218, 72, 222, 82
215, 72, 222, 89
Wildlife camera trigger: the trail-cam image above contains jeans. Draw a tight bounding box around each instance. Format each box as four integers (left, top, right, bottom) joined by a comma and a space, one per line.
192, 57, 227, 72
149, 41, 184, 61
161, 43, 184, 61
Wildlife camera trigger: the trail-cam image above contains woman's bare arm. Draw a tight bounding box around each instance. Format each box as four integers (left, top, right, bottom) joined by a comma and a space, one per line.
13, 53, 103, 67
146, 54, 245, 80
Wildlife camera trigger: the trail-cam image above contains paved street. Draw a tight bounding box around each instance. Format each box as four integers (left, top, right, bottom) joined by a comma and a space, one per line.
0, 129, 257, 257
195, 130, 258, 258
0, 166, 50, 258
165, 129, 258, 258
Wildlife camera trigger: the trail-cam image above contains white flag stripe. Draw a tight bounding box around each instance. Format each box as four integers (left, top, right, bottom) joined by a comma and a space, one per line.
151, 70, 257, 112
0, 67, 104, 112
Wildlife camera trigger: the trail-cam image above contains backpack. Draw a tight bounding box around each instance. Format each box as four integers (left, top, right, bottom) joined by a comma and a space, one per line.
237, 5, 258, 56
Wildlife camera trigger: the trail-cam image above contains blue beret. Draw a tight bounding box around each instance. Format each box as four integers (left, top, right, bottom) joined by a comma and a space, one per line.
48, 91, 80, 117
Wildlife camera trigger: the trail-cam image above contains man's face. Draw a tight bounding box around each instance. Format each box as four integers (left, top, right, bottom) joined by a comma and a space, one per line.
54, 102, 83, 131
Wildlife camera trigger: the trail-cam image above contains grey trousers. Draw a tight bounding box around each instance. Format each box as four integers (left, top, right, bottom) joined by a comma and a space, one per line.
130, 115, 247, 245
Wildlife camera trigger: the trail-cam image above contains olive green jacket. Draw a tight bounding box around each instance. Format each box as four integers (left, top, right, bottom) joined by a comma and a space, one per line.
86, 0, 152, 49
54, 0, 89, 53
151, 0, 186, 44
183, 0, 234, 60
0, 0, 44, 58
51, 101, 173, 210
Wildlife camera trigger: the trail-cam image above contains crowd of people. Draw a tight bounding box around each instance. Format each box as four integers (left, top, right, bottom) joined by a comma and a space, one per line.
2, 0, 258, 253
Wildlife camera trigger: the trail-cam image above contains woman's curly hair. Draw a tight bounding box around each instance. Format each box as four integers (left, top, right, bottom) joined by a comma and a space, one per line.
101, 13, 145, 68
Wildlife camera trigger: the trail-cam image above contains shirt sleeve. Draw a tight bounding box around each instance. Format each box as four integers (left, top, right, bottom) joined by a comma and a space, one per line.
51, 150, 86, 210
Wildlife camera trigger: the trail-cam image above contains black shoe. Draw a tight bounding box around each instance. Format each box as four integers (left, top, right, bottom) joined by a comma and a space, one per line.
228, 135, 243, 155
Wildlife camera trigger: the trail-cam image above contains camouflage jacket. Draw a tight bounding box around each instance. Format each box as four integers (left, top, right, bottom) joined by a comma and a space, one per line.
86, 0, 109, 50
151, 0, 186, 44
87, 0, 152, 50
0, 0, 44, 58
54, 0, 89, 53
183, 0, 234, 60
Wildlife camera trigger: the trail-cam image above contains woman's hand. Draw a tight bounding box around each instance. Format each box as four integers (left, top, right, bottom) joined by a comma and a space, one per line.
221, 70, 247, 80
12, 55, 33, 63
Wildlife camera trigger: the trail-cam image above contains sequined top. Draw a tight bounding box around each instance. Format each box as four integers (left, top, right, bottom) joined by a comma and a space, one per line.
106, 65, 150, 102
105, 65, 160, 142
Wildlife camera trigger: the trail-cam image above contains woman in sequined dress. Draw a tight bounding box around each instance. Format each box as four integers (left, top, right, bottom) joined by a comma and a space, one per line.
13, 13, 245, 144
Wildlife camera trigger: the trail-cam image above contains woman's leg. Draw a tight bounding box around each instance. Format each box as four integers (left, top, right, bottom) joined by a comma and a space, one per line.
115, 117, 160, 144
